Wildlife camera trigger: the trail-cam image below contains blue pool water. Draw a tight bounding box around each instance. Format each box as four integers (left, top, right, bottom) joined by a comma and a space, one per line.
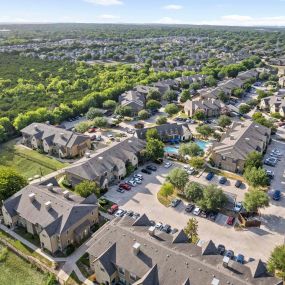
164, 140, 209, 154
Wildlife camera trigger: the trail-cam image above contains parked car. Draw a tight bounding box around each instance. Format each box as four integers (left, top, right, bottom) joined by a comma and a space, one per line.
146, 165, 157, 171
141, 168, 152, 174
266, 170, 274, 179
154, 158, 163, 164
219, 176, 227, 184
115, 209, 125, 217
125, 210, 134, 217
226, 216, 235, 226
236, 254, 244, 264
171, 228, 178, 234
88, 127, 97, 133
133, 178, 142, 184
96, 135, 102, 141
264, 157, 277, 166
217, 244, 225, 255
272, 190, 281, 201
208, 211, 218, 221
127, 180, 137, 187
193, 207, 201, 216
134, 173, 143, 179
206, 172, 214, 181
234, 202, 243, 212
164, 162, 173, 168
162, 224, 171, 233
107, 204, 119, 214
116, 188, 125, 193
200, 211, 208, 218
235, 180, 242, 188
225, 250, 234, 259
155, 222, 163, 230
119, 183, 131, 190
187, 167, 195, 175
132, 212, 140, 220
170, 198, 181, 208
185, 203, 195, 213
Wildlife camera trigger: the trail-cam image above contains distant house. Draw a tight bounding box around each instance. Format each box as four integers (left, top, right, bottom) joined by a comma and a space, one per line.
2, 178, 98, 255
211, 121, 271, 173
65, 138, 146, 189
259, 95, 285, 116
21, 123, 91, 158
237, 69, 258, 82
184, 98, 225, 118
119, 90, 146, 115
87, 214, 281, 285
135, 123, 192, 143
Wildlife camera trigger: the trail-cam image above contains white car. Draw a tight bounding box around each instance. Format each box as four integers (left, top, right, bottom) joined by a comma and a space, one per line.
115, 209, 125, 217
133, 178, 142, 184
187, 167, 195, 175
134, 173, 143, 179
128, 180, 137, 187
193, 207, 201, 216
164, 162, 173, 168
234, 202, 243, 212
155, 222, 163, 230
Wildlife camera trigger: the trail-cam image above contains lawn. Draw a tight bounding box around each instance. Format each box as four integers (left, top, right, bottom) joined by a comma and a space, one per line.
0, 139, 68, 179
0, 245, 48, 285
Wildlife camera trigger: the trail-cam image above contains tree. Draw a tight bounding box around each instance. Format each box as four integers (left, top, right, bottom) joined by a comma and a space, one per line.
167, 167, 189, 191
244, 167, 269, 187
267, 244, 285, 280
180, 89, 191, 103
184, 218, 199, 243
179, 142, 204, 157
147, 89, 161, 101
196, 125, 213, 138
86, 107, 104, 120
146, 100, 161, 110
184, 182, 204, 202
239, 104, 251, 114
190, 82, 201, 91
0, 125, 6, 143
232, 88, 244, 98
93, 117, 108, 128
103, 99, 117, 110
0, 166, 27, 202
159, 182, 174, 198
75, 180, 100, 198
156, 116, 167, 125
197, 184, 227, 211
217, 115, 232, 128
193, 110, 206, 120
145, 138, 164, 160
244, 151, 263, 169
243, 189, 269, 212
163, 90, 177, 102
115, 105, 133, 117
217, 90, 229, 102
138, 110, 150, 120
189, 157, 205, 169
146, 128, 160, 141
164, 103, 179, 115
74, 121, 93, 133
205, 75, 217, 87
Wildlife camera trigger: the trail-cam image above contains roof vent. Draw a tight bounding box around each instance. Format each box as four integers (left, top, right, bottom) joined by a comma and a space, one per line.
63, 190, 70, 199
230, 135, 235, 140
148, 226, 155, 236
223, 256, 230, 268
45, 201, 52, 211
211, 278, 220, 285
60, 132, 65, 139
245, 137, 250, 141
47, 183, 53, 191
98, 156, 103, 160
29, 193, 36, 202
34, 124, 39, 131
85, 152, 91, 158
133, 242, 141, 255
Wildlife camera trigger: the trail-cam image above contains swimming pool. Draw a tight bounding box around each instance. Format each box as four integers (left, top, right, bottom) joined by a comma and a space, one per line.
164, 140, 210, 155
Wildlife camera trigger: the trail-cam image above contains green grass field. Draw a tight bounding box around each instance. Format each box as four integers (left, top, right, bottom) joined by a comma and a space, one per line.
0, 245, 47, 285
0, 139, 68, 179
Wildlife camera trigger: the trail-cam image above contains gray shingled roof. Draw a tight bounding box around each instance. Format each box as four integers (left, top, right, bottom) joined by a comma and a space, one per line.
87, 215, 281, 285
201, 240, 217, 256
247, 259, 267, 278
3, 179, 97, 237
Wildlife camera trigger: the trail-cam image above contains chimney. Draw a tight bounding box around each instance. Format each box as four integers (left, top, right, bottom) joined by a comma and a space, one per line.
85, 152, 91, 158
60, 132, 65, 139
148, 226, 155, 236
245, 137, 250, 142
47, 183, 53, 191
223, 256, 230, 268
45, 201, 52, 211
133, 242, 141, 255
230, 135, 235, 140
63, 190, 70, 199
34, 124, 39, 131
29, 193, 36, 202
240, 123, 245, 128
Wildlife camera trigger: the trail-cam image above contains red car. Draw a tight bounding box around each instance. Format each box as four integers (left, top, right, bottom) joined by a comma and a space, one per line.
107, 204, 119, 214
88, 127, 97, 133
119, 183, 131, 191
226, 216, 235, 226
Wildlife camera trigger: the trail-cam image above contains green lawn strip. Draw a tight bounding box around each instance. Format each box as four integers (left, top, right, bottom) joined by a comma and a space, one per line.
66, 271, 81, 285
0, 139, 68, 178
0, 245, 48, 285
0, 229, 52, 267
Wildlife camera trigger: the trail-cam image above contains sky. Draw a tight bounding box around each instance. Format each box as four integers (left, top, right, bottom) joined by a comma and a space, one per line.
1, 0, 285, 26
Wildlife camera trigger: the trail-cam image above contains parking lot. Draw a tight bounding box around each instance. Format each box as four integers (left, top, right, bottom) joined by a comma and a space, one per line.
103, 156, 285, 262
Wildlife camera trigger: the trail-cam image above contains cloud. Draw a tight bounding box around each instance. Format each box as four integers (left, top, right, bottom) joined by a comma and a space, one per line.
97, 14, 120, 20
84, 0, 123, 6
163, 4, 183, 10
196, 15, 285, 26
156, 17, 183, 24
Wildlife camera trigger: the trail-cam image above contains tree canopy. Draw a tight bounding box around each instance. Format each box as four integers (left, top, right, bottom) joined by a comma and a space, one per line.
74, 180, 100, 198
243, 189, 269, 212
167, 167, 189, 191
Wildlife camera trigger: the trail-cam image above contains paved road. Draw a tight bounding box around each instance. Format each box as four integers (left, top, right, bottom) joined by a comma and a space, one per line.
104, 159, 284, 262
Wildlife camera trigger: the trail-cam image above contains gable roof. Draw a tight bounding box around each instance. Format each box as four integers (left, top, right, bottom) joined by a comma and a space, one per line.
132, 214, 152, 227
172, 230, 189, 244
247, 259, 267, 278
133, 264, 159, 285
201, 240, 218, 256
